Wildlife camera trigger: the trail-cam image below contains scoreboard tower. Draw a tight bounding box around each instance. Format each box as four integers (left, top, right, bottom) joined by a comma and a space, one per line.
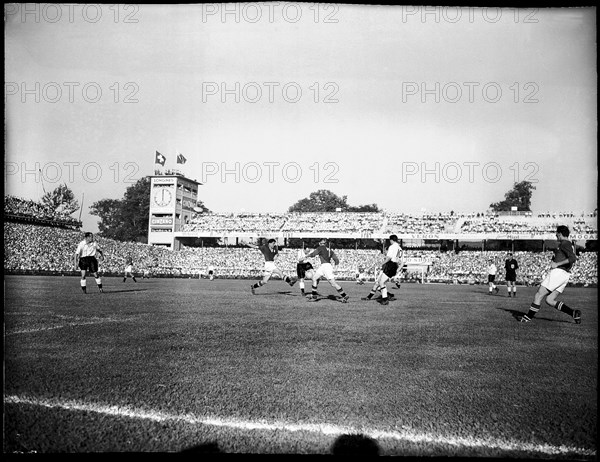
147, 174, 202, 250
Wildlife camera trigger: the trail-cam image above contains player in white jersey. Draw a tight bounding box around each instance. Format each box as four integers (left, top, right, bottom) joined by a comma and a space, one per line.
362, 235, 403, 305
123, 254, 137, 283
296, 247, 315, 296
486, 259, 500, 295
74, 232, 104, 293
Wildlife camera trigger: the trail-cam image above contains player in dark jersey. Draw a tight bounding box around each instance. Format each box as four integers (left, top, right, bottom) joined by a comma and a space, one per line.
504, 252, 518, 297
305, 238, 349, 303
518, 226, 581, 323
246, 238, 296, 294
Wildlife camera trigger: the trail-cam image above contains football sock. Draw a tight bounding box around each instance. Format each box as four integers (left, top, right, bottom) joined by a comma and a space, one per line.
311, 284, 318, 297
80, 279, 87, 293
381, 287, 388, 299
365, 289, 376, 299
336, 287, 347, 298
525, 302, 540, 319
123, 277, 126, 282
299, 280, 305, 291
95, 278, 102, 289
553, 301, 574, 316
133, 277, 137, 282
252, 281, 264, 289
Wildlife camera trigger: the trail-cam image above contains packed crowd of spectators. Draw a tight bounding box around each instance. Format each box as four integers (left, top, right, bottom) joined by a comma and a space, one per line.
181, 210, 597, 236
183, 213, 288, 234
281, 212, 383, 233
4, 195, 81, 227
425, 250, 597, 286
384, 212, 457, 234
5, 222, 597, 287
459, 215, 597, 235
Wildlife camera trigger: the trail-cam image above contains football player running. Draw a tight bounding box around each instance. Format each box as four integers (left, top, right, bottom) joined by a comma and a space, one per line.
362, 235, 404, 305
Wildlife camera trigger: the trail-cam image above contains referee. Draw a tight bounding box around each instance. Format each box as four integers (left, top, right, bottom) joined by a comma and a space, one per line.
504, 252, 519, 297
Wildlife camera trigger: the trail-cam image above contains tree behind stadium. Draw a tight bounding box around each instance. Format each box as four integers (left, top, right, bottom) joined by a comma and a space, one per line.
288, 189, 379, 212
90, 177, 211, 243
90, 177, 151, 242
41, 184, 80, 216
490, 181, 536, 212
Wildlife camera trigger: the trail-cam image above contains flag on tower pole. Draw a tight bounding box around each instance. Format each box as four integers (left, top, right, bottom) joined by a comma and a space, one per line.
154, 151, 166, 175
155, 151, 166, 166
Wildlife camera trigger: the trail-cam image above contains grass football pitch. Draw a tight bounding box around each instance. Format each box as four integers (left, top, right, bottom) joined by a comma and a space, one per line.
4, 275, 597, 456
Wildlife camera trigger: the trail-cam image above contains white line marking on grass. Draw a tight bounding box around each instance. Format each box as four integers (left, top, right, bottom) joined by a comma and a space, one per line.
6, 317, 139, 336
4, 395, 595, 457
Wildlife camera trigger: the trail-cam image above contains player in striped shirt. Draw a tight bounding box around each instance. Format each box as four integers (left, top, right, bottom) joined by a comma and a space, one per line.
362, 235, 403, 305
246, 238, 296, 294
519, 225, 581, 324
306, 238, 349, 303
74, 232, 104, 293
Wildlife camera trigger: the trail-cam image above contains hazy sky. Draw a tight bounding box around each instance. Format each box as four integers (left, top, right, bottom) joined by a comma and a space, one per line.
5, 4, 597, 232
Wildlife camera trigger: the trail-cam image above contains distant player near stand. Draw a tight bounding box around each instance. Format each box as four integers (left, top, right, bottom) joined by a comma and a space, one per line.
296, 246, 315, 296
74, 232, 104, 293
486, 259, 500, 295
355, 265, 367, 284
123, 254, 137, 283
504, 252, 519, 297
246, 238, 296, 294
362, 235, 403, 305
207, 264, 215, 280
518, 226, 581, 324
306, 238, 349, 303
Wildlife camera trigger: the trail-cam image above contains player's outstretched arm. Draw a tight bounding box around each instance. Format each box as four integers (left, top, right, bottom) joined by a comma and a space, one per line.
241, 238, 259, 249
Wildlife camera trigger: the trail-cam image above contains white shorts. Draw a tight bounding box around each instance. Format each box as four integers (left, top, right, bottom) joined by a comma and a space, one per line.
314, 263, 335, 281
263, 261, 278, 276
125, 265, 133, 273
541, 268, 570, 293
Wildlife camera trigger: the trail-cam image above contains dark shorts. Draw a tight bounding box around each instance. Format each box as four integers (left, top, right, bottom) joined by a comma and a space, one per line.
505, 272, 516, 282
79, 256, 99, 273
297, 262, 314, 279
208, 270, 214, 275
488, 275, 496, 283
382, 261, 399, 278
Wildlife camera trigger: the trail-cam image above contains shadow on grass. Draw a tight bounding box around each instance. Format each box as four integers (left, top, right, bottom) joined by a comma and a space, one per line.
254, 290, 294, 296
497, 307, 573, 324
303, 294, 344, 303
102, 288, 149, 294
331, 433, 380, 456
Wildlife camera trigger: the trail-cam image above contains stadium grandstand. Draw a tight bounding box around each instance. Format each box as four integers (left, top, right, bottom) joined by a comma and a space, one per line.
4, 195, 82, 230
4, 193, 598, 287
